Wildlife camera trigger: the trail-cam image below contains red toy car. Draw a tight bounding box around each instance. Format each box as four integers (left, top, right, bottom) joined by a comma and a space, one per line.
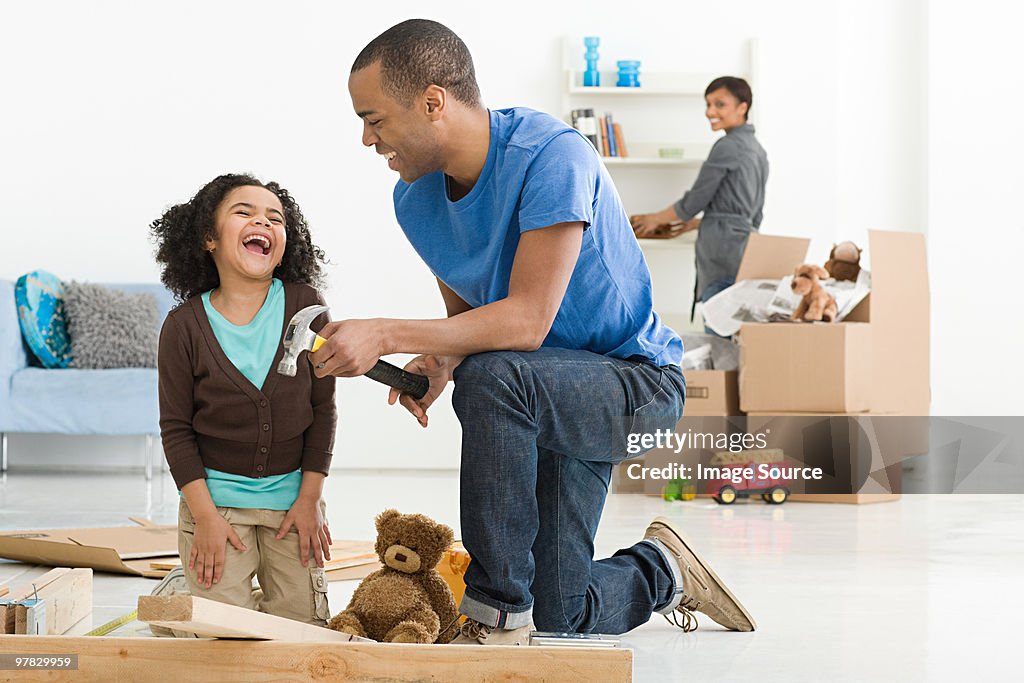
707, 461, 790, 505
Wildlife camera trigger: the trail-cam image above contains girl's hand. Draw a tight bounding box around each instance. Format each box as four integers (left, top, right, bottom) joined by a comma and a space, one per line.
388, 354, 462, 428
190, 513, 246, 588
276, 497, 332, 568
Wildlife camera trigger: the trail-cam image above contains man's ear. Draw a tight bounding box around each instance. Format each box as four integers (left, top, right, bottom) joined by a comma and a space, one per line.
423, 85, 446, 120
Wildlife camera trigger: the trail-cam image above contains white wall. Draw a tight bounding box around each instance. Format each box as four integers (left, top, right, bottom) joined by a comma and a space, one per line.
927, 0, 1024, 415
2, 0, 1001, 469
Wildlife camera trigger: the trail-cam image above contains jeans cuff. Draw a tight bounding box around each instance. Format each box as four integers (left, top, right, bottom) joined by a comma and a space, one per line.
643, 538, 684, 615
459, 590, 534, 629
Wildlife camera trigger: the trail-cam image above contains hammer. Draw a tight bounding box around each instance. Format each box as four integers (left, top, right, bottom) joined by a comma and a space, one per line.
277, 304, 430, 400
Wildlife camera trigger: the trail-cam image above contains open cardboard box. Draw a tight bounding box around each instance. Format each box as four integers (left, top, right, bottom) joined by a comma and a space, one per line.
737, 230, 930, 414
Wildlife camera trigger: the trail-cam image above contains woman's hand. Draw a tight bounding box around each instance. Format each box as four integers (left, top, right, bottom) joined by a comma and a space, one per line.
388, 354, 462, 427
276, 496, 332, 568
630, 207, 683, 237
190, 513, 247, 588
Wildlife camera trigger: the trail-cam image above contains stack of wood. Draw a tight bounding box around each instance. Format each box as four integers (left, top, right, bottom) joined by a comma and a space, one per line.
0, 567, 92, 635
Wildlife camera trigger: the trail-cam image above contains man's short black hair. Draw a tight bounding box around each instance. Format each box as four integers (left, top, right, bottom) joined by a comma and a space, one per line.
352, 19, 482, 107
705, 76, 753, 121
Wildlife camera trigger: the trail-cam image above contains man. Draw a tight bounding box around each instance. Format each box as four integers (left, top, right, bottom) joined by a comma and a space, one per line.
312, 19, 756, 644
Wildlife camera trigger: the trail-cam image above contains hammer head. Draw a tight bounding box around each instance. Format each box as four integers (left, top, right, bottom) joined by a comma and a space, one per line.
277, 304, 329, 377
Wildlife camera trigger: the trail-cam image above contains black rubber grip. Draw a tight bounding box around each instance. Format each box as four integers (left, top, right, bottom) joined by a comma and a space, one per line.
365, 360, 429, 400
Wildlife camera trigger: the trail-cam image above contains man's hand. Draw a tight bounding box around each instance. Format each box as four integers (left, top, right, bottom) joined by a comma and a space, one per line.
189, 513, 247, 588
310, 319, 385, 379
275, 496, 333, 568
388, 354, 463, 427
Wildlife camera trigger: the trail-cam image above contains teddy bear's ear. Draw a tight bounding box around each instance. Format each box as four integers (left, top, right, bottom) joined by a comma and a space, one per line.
376, 509, 401, 532
434, 522, 455, 550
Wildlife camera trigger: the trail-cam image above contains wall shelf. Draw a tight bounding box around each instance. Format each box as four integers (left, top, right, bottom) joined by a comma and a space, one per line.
602, 157, 702, 167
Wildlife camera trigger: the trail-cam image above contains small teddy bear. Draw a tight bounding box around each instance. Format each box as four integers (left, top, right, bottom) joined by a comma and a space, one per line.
790, 264, 838, 322
327, 509, 458, 644
824, 241, 862, 282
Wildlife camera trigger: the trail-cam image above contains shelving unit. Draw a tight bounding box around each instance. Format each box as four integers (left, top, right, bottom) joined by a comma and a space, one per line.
560, 37, 758, 332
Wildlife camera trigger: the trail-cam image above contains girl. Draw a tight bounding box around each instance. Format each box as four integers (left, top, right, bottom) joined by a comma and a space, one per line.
631, 76, 769, 329
151, 173, 335, 626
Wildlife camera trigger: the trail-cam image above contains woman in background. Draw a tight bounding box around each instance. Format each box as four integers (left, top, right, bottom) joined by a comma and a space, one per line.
631, 76, 768, 321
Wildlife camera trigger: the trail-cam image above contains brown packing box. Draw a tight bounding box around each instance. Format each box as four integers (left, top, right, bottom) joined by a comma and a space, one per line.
745, 412, 929, 503
737, 230, 930, 414
684, 369, 741, 416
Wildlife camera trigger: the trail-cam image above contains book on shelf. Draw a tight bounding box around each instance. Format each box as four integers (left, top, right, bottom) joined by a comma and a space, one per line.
604, 113, 618, 157
570, 108, 600, 151
570, 108, 628, 158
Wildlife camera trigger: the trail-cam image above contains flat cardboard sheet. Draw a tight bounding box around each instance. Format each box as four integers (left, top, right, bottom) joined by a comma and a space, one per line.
0, 523, 178, 575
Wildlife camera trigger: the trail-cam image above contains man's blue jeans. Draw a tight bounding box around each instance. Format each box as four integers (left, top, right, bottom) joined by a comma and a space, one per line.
451, 348, 686, 634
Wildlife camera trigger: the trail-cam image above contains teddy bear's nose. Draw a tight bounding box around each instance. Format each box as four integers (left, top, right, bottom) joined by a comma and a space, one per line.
394, 552, 407, 563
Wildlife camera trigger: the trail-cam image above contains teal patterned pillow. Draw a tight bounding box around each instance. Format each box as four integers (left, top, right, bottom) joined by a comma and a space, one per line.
15, 270, 72, 368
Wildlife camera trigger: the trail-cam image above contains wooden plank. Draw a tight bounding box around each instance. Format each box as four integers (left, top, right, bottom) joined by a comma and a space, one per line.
0, 584, 8, 597
40, 568, 91, 635
2, 568, 74, 634
12, 569, 92, 635
0, 635, 632, 683
6, 567, 72, 600
138, 595, 357, 642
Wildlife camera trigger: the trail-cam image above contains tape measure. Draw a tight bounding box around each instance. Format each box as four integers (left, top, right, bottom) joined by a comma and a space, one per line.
85, 609, 138, 636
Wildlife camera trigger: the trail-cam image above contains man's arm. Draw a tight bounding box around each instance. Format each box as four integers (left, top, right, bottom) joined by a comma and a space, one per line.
311, 222, 584, 377
436, 278, 473, 317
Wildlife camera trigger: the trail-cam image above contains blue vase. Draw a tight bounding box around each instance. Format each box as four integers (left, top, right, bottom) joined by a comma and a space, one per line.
616, 60, 641, 88
583, 36, 600, 87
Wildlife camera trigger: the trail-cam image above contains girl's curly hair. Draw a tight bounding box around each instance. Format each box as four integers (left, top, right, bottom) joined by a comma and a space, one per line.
150, 173, 327, 302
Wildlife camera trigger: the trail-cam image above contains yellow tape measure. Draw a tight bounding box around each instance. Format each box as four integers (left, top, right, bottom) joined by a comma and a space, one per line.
85, 609, 138, 636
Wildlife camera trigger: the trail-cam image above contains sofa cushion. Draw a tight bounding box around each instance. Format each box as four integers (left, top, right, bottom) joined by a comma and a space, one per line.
64, 282, 159, 369
10, 367, 159, 435
14, 270, 72, 369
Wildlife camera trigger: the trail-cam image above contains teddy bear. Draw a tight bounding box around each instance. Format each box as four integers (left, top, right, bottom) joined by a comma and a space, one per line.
790, 264, 838, 322
327, 509, 459, 644
824, 241, 862, 282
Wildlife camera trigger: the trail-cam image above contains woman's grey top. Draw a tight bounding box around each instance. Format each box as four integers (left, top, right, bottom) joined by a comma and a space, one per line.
672, 123, 768, 299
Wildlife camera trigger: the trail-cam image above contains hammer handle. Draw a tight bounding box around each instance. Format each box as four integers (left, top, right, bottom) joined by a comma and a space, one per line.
366, 360, 430, 400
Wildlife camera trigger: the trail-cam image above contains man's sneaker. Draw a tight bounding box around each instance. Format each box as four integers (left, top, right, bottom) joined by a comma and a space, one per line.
148, 566, 196, 638
644, 516, 756, 632
451, 618, 534, 646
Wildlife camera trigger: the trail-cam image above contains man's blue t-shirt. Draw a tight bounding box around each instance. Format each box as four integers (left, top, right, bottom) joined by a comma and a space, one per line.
393, 107, 682, 366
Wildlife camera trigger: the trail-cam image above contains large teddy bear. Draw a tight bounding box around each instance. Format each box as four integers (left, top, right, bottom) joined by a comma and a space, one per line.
327, 509, 459, 644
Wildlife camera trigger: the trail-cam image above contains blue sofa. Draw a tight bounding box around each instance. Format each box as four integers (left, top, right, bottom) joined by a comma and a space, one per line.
0, 279, 176, 478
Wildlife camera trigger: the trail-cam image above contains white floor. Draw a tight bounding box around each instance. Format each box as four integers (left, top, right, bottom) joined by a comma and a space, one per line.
0, 469, 1019, 681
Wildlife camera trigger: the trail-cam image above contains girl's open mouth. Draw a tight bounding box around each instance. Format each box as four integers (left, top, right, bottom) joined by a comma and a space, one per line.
242, 233, 272, 256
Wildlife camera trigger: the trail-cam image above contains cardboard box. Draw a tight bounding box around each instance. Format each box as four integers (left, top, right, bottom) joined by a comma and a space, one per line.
744, 412, 928, 502
611, 369, 741, 493
737, 230, 930, 414
684, 369, 741, 416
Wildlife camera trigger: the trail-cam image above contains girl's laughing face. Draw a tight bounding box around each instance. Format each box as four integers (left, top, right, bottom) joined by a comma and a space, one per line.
206, 185, 287, 282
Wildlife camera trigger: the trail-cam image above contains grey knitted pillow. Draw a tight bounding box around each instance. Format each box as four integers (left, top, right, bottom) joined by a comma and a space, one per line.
64, 282, 159, 369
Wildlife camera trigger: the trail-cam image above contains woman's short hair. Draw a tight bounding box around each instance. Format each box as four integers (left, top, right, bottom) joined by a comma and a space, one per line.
705, 76, 753, 120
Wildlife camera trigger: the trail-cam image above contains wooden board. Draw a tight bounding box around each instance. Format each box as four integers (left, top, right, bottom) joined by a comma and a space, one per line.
18, 568, 92, 635
0, 635, 632, 683
138, 595, 358, 642
1, 568, 73, 634
788, 493, 901, 504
